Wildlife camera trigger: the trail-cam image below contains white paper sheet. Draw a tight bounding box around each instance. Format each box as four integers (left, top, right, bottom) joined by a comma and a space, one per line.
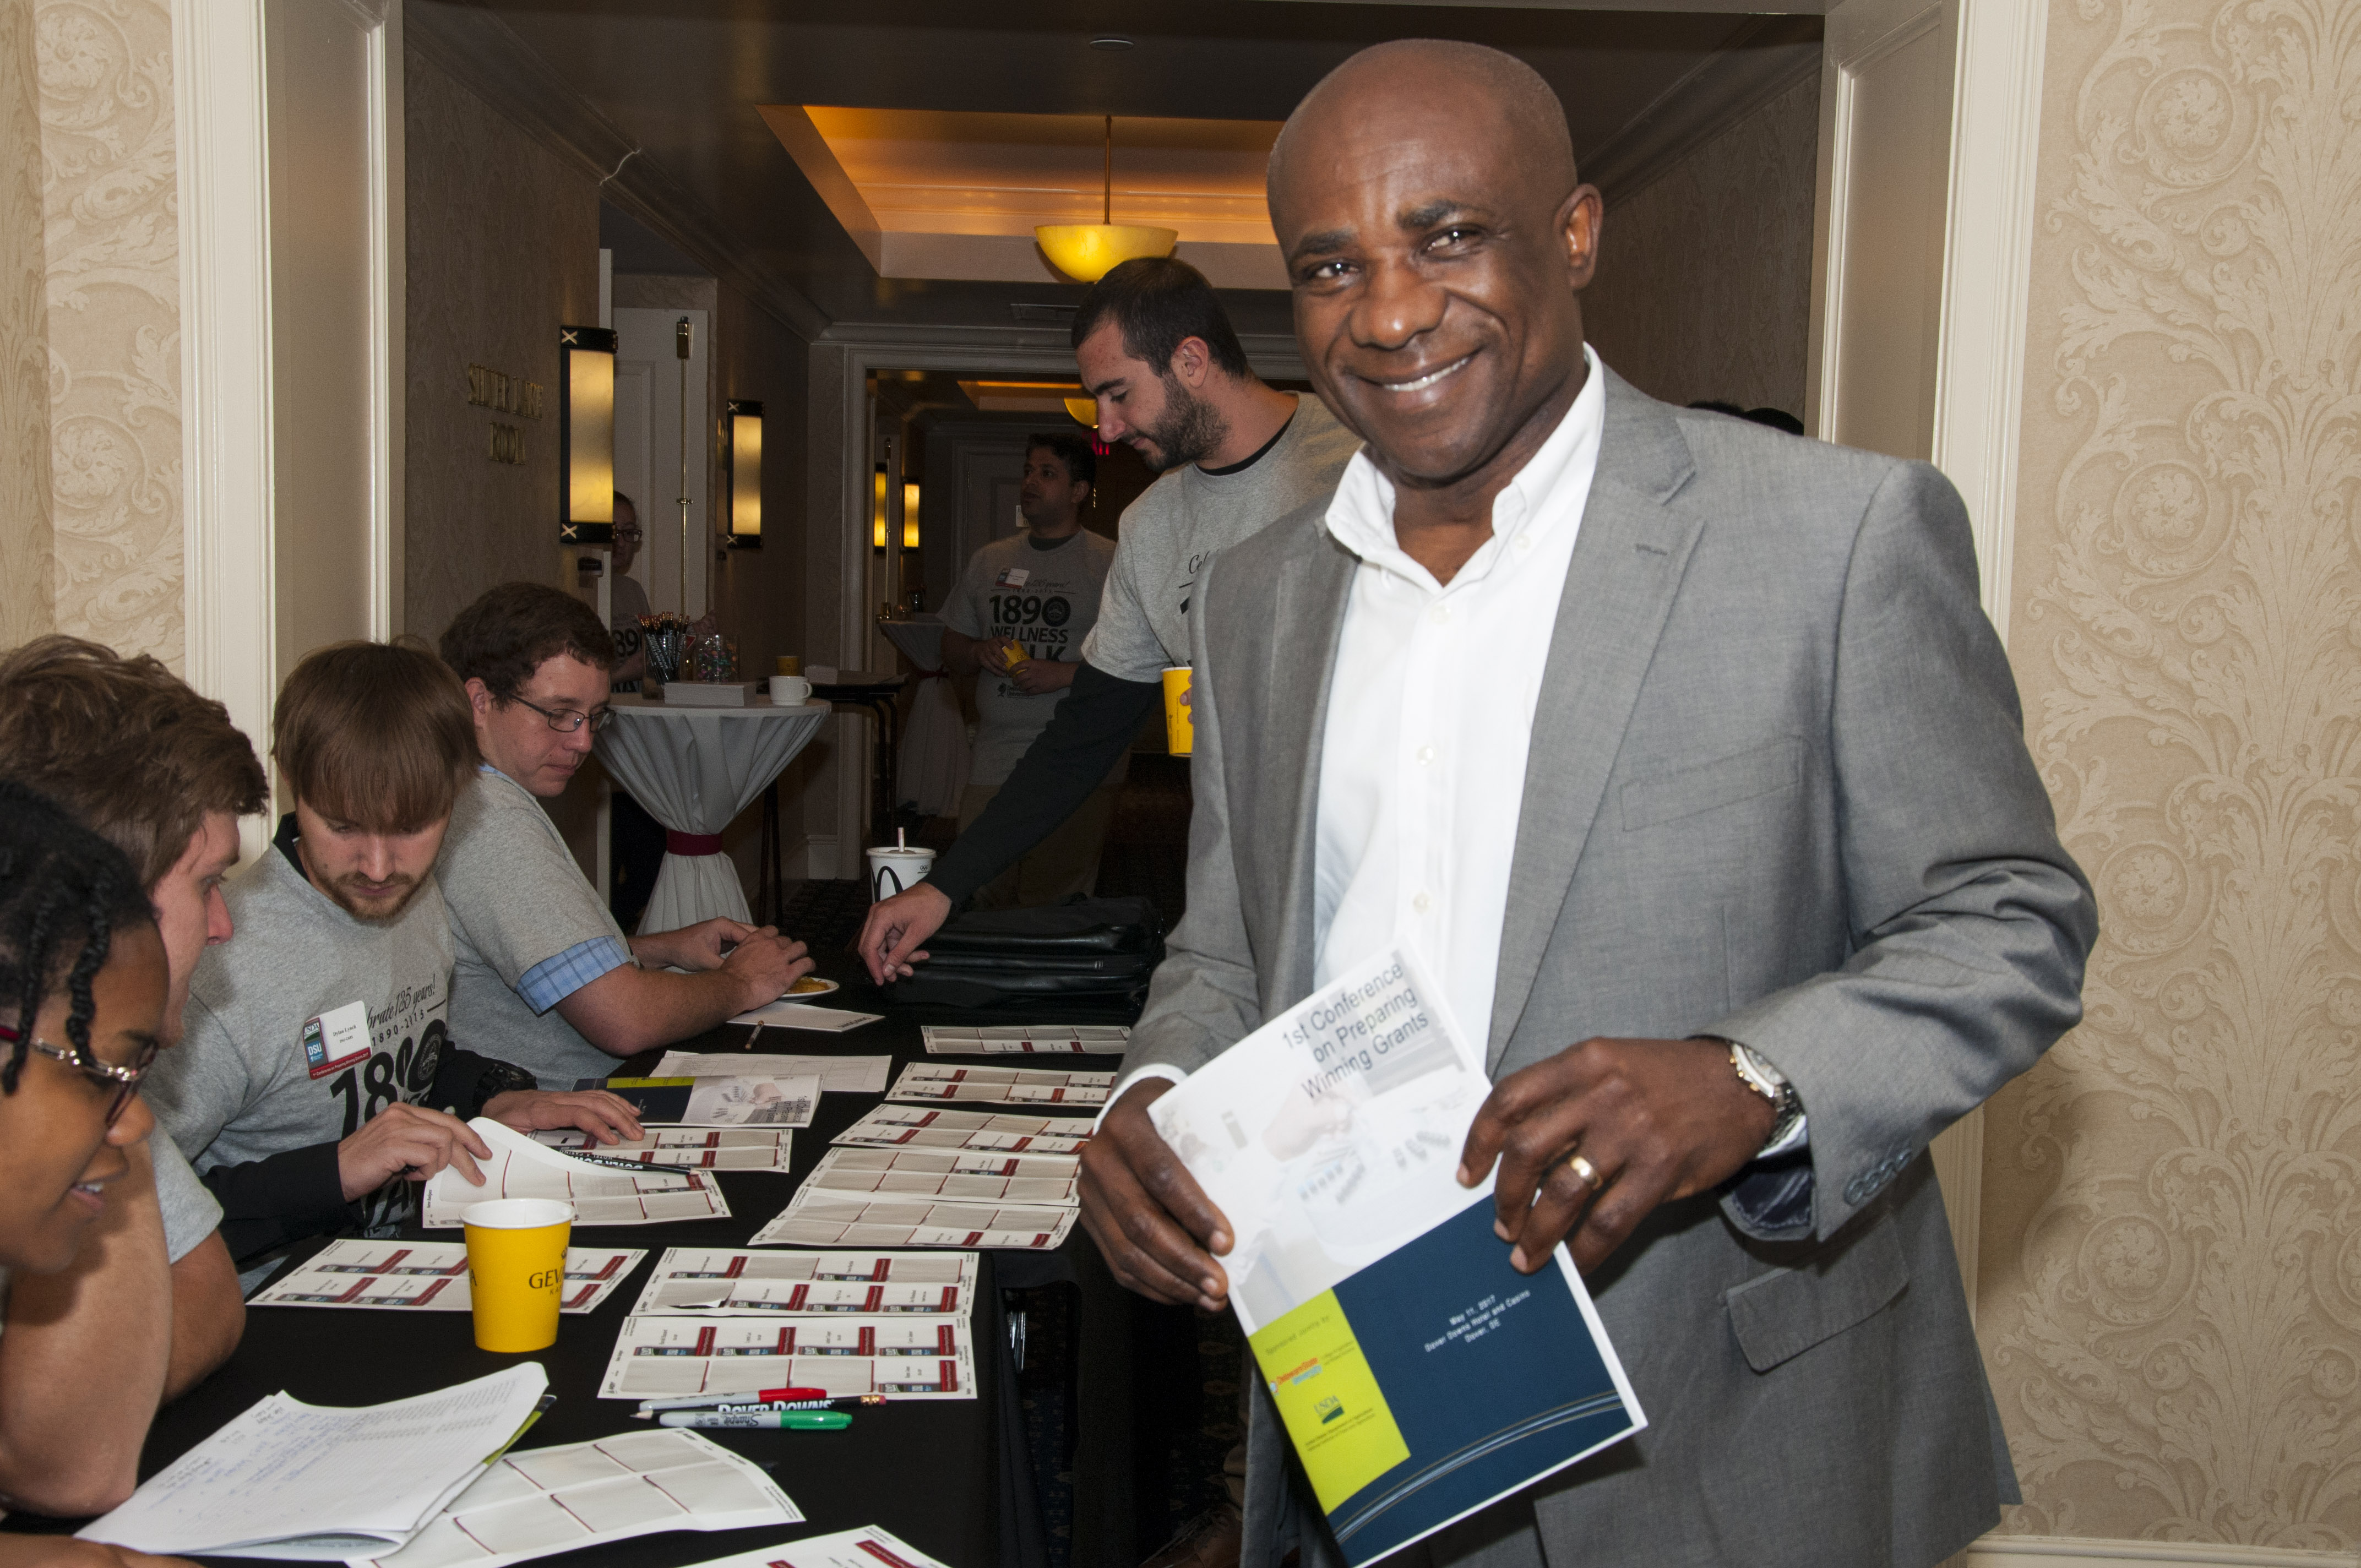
884, 1063, 1112, 1107
679, 1527, 950, 1568
628, 1249, 977, 1317
587, 1073, 818, 1127
249, 1241, 642, 1315
831, 1104, 1095, 1156
748, 1186, 1076, 1251
422, 1119, 728, 1228
652, 1052, 891, 1095
1148, 948, 1493, 1336
797, 1145, 1079, 1207
78, 1364, 548, 1558
921, 1024, 1129, 1055
532, 1128, 793, 1174
597, 1314, 977, 1400
352, 1429, 800, 1568
724, 1001, 881, 1032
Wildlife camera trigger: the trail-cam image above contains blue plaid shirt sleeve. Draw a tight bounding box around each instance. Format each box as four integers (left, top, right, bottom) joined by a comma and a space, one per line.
516, 935, 633, 1014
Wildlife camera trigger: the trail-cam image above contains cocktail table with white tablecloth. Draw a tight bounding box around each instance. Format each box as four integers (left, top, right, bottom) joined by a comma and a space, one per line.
595, 694, 830, 933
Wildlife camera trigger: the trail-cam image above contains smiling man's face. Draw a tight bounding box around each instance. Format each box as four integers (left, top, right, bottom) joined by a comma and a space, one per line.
1270, 48, 1598, 494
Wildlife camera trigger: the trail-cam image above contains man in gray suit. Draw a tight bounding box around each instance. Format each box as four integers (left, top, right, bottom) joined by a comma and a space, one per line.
1077, 39, 2098, 1568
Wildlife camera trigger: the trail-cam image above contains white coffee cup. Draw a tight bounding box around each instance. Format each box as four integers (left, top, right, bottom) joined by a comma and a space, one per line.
770, 676, 813, 705
868, 846, 935, 901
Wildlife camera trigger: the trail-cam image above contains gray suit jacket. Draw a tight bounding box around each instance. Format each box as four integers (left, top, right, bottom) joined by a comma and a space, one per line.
1125, 369, 2097, 1568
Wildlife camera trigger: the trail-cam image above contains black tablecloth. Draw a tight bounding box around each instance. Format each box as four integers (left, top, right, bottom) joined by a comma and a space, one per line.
10, 978, 1140, 1567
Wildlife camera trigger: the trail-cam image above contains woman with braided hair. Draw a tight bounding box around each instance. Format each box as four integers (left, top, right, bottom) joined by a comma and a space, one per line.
0, 781, 193, 1561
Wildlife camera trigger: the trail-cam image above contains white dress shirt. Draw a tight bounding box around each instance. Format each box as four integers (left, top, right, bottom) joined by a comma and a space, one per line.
1105, 351, 1602, 1123
1310, 345, 1606, 1044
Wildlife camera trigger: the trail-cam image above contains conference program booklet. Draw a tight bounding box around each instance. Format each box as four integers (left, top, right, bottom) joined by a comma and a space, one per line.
1150, 948, 1645, 1566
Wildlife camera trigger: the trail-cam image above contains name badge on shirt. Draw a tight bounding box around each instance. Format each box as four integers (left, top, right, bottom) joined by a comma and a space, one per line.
303, 999, 371, 1079
995, 567, 1031, 588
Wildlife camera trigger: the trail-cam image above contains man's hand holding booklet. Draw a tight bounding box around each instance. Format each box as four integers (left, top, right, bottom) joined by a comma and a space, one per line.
1144, 949, 1645, 1566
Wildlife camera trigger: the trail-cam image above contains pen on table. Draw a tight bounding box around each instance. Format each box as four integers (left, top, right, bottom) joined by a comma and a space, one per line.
657, 1409, 852, 1430
637, 1386, 830, 1413
563, 1150, 664, 1173
745, 1024, 762, 1052
632, 1396, 882, 1420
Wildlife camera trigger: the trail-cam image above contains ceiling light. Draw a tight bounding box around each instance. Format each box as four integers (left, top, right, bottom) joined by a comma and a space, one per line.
1064, 398, 1098, 428
1036, 115, 1176, 284
1090, 36, 1133, 50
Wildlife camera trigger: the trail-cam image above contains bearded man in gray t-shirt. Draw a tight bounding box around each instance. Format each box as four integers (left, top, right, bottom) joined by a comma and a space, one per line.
861, 257, 1360, 980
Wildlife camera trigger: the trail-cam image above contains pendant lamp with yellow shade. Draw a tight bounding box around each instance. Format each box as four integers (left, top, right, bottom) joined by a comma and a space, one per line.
1036, 117, 1177, 284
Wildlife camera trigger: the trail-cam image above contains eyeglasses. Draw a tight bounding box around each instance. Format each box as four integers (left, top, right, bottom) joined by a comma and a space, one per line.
0, 1022, 157, 1126
616, 527, 644, 542
511, 695, 615, 734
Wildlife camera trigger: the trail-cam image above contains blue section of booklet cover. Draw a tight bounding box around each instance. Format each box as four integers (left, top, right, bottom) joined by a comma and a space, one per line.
1322, 1200, 1639, 1564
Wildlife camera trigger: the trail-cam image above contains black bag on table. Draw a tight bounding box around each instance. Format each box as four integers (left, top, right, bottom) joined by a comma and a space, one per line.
882, 895, 1165, 1010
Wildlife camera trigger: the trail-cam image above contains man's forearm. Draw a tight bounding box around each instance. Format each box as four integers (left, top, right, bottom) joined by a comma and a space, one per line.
556, 962, 754, 1058
929, 661, 1160, 903
164, 1232, 244, 1401
0, 1145, 172, 1516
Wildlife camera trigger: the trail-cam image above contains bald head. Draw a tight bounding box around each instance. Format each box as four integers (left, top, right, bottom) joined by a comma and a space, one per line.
1269, 41, 1576, 232
1263, 38, 1601, 502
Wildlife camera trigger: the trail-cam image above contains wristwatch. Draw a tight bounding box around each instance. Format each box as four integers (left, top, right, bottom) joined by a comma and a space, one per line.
1722, 1039, 1805, 1156
469, 1059, 539, 1118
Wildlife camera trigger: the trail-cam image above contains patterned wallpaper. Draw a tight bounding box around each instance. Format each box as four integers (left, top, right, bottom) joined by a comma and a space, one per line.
401, 40, 598, 649
0, 0, 53, 646
33, 0, 181, 666
1580, 69, 1820, 420
1979, 0, 2361, 1548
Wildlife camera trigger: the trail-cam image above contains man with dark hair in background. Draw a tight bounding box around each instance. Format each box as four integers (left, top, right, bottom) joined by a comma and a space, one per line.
436, 582, 812, 1085
860, 256, 1362, 973
937, 432, 1122, 907
0, 634, 268, 1512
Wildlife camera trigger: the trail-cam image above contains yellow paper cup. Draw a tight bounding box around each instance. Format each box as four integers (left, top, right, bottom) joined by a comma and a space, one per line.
775, 655, 801, 676
463, 1198, 572, 1352
1162, 666, 1195, 756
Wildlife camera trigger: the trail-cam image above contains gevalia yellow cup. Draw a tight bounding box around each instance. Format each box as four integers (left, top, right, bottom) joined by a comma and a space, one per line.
1162, 666, 1195, 756
463, 1197, 572, 1352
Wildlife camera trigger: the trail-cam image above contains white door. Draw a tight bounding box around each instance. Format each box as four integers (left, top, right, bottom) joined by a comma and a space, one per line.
1808, 0, 1957, 463
612, 307, 710, 619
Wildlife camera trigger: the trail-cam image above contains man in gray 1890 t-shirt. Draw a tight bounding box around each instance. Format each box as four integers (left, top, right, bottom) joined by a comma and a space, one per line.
149, 643, 641, 1274
940, 432, 1121, 907
861, 257, 1360, 979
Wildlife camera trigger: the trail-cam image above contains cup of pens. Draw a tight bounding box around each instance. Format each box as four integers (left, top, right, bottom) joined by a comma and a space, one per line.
464, 1198, 573, 1352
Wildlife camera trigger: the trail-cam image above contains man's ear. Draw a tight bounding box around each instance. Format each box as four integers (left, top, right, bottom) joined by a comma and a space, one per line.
1168, 336, 1211, 390
465, 677, 493, 721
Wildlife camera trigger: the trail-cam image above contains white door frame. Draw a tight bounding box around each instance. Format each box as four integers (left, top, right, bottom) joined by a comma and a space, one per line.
177, 0, 402, 846
1808, 0, 2051, 1310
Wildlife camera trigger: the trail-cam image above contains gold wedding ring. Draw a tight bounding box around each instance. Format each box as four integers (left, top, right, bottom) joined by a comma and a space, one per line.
1564, 1152, 1601, 1190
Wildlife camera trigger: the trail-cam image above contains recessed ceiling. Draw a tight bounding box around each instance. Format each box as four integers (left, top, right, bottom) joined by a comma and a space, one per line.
766, 108, 1286, 287
438, 0, 1823, 332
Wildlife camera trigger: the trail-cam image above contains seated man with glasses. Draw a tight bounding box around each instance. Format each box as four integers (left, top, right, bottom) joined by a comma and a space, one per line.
436, 583, 813, 1084
144, 642, 645, 1273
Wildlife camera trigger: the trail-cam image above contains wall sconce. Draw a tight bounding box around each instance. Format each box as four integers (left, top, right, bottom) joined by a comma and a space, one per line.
558, 325, 617, 545
725, 399, 762, 550
872, 462, 889, 551
902, 482, 920, 550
